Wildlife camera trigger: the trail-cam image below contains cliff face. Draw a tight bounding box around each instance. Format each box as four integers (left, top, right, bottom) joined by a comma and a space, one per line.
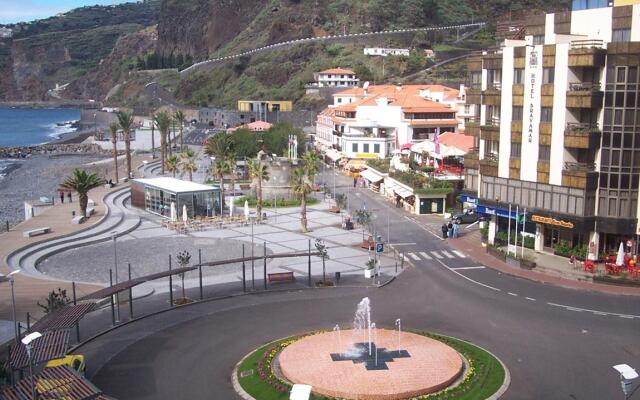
157, 0, 263, 57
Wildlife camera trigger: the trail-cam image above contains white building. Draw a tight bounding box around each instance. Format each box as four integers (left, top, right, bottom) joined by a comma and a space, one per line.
316, 85, 459, 160
364, 48, 410, 57
0, 27, 12, 38
313, 68, 359, 88
463, 0, 640, 256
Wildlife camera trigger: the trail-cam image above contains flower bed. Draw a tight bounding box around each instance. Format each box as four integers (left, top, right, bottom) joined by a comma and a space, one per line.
234, 196, 319, 208
236, 331, 506, 400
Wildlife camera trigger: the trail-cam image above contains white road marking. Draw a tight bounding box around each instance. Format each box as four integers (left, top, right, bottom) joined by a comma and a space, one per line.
431, 251, 444, 259
408, 253, 421, 260
440, 250, 455, 259
525, 297, 536, 301
547, 302, 640, 319
389, 243, 417, 246
419, 252, 432, 260
435, 259, 501, 292
508, 292, 518, 297
452, 250, 467, 258
450, 266, 485, 271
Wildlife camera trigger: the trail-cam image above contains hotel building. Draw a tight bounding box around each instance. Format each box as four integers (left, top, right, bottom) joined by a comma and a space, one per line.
463, 0, 640, 257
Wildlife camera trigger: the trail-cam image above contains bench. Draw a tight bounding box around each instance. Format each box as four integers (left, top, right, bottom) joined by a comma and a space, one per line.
86, 207, 95, 216
23, 227, 51, 238
267, 272, 295, 283
71, 216, 85, 224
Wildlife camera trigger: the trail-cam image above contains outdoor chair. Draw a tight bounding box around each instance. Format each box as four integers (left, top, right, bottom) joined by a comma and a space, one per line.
583, 260, 595, 273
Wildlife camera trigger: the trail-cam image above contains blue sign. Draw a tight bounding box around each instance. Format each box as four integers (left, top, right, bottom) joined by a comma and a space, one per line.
461, 195, 478, 205
376, 243, 384, 253
476, 205, 518, 220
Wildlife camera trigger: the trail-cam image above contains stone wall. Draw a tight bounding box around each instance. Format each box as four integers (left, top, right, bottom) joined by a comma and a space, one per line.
0, 143, 110, 159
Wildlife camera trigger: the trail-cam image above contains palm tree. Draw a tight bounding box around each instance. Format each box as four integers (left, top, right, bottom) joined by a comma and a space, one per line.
180, 151, 198, 181
150, 110, 156, 159
226, 152, 237, 201
166, 154, 180, 178
247, 159, 270, 222
60, 169, 103, 218
204, 132, 232, 161
116, 111, 134, 179
109, 122, 119, 183
290, 168, 314, 232
174, 110, 186, 151
210, 158, 230, 211
154, 112, 171, 175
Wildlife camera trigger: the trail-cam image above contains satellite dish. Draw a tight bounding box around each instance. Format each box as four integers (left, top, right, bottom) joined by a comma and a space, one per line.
363, 81, 370, 90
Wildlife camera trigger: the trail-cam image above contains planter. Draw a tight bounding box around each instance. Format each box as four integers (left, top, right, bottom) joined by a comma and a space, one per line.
486, 246, 506, 262
520, 259, 536, 270
593, 275, 640, 287
364, 269, 374, 279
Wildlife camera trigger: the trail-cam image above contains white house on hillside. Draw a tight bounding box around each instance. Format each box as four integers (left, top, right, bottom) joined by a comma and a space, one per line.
364, 48, 410, 57
313, 68, 359, 88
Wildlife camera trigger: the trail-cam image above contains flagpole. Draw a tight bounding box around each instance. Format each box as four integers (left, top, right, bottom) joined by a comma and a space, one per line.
515, 206, 519, 256
521, 208, 527, 259
507, 204, 512, 255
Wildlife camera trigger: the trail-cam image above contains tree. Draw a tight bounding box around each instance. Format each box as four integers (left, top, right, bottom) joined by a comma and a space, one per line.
109, 122, 119, 183
166, 154, 180, 178
210, 158, 230, 212
226, 151, 238, 200
116, 111, 134, 179
230, 128, 259, 158
354, 208, 373, 242
204, 132, 232, 161
315, 238, 330, 284
154, 112, 171, 175
150, 110, 156, 159
290, 167, 313, 232
37, 288, 70, 314
180, 150, 198, 181
60, 169, 103, 217
247, 159, 269, 222
174, 110, 186, 151
176, 250, 191, 301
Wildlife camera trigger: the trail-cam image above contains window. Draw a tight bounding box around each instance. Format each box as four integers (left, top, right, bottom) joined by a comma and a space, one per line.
572, 0, 609, 10
514, 68, 524, 85
337, 98, 342, 103
470, 72, 482, 89
512, 106, 523, 121
464, 105, 470, 114
542, 68, 555, 84
363, 143, 370, 153
374, 143, 380, 154
511, 143, 521, 158
352, 143, 358, 152
539, 145, 551, 160
541, 107, 553, 122
532, 35, 545, 45
612, 29, 631, 43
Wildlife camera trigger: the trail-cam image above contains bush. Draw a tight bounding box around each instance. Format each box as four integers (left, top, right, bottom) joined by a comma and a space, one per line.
234, 196, 318, 208
366, 159, 390, 173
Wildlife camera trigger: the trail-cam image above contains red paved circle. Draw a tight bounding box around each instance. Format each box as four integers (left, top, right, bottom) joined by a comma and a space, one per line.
278, 329, 464, 400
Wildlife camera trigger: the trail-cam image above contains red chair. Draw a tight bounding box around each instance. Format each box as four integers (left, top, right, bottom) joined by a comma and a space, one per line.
583, 260, 595, 273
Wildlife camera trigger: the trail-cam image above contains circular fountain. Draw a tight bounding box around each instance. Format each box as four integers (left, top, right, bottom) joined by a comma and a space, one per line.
276, 298, 464, 400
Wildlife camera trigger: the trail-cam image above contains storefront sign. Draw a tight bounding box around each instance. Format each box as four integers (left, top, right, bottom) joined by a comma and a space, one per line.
527, 49, 538, 144
531, 215, 574, 229
461, 195, 478, 205
476, 205, 513, 219
355, 153, 378, 159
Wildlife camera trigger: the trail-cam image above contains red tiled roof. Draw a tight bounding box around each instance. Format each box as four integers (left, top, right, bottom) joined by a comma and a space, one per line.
438, 132, 476, 153
407, 119, 459, 126
320, 67, 355, 75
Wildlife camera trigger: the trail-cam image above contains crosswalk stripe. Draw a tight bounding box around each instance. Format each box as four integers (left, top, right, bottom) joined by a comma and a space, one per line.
431, 251, 443, 259
408, 253, 421, 260
440, 250, 455, 258
419, 252, 432, 260
452, 250, 467, 258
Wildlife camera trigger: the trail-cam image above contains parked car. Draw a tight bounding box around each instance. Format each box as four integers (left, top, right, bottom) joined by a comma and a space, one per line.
451, 210, 480, 224
46, 355, 85, 375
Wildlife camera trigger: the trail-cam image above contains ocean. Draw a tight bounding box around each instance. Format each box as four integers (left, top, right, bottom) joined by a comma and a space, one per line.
0, 107, 80, 148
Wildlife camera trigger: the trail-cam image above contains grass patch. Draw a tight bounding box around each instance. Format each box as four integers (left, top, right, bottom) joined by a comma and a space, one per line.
234, 196, 319, 208
237, 331, 505, 400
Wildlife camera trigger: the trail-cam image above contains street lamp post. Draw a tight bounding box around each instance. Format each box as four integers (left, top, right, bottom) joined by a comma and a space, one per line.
251, 217, 255, 290
0, 270, 21, 347
111, 233, 120, 322
22, 331, 42, 400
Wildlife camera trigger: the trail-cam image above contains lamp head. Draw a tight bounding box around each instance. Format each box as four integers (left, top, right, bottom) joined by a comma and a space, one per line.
21, 331, 42, 346
613, 364, 639, 381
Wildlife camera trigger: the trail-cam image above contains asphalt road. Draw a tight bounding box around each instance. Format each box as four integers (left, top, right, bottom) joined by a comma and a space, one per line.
83, 168, 640, 400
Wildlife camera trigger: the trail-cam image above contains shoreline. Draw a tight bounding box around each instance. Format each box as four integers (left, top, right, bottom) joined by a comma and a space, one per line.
0, 100, 99, 109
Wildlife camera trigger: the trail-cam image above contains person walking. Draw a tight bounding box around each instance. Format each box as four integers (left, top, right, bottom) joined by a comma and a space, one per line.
59, 191, 65, 204
441, 223, 448, 239
452, 221, 460, 238
447, 221, 453, 238
67, 192, 72, 203
353, 176, 358, 188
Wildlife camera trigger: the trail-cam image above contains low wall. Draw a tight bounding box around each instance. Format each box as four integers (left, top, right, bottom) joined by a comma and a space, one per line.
0, 144, 110, 158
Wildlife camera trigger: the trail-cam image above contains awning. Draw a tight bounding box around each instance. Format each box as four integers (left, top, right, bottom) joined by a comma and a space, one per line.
345, 159, 367, 170
360, 169, 383, 183
9, 330, 70, 370
324, 149, 343, 162
394, 187, 414, 199
31, 303, 96, 333
1, 365, 103, 400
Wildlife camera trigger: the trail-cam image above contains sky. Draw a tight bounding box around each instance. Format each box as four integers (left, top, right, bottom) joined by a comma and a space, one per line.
0, 0, 130, 24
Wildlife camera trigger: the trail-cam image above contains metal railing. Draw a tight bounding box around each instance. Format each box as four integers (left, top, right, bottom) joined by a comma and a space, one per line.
482, 117, 501, 127
566, 122, 600, 135
564, 161, 596, 172
570, 39, 604, 49
568, 82, 601, 92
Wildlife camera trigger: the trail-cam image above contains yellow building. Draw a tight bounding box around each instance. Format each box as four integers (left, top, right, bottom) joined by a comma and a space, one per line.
614, 0, 640, 5
237, 100, 293, 112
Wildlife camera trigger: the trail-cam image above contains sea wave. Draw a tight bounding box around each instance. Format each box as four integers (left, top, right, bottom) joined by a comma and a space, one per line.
44, 121, 78, 139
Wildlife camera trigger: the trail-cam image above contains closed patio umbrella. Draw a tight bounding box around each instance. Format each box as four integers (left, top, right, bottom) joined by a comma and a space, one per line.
170, 202, 177, 222
244, 200, 250, 221
229, 198, 234, 218
182, 204, 188, 223
616, 242, 625, 266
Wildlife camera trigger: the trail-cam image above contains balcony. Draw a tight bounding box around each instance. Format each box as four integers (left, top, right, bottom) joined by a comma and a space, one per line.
466, 88, 482, 104
566, 82, 603, 108
483, 83, 502, 106
479, 154, 499, 176
562, 162, 598, 190
332, 130, 343, 137
564, 123, 601, 149
511, 121, 522, 143
465, 117, 480, 137
568, 40, 606, 67
480, 118, 500, 141
464, 149, 479, 169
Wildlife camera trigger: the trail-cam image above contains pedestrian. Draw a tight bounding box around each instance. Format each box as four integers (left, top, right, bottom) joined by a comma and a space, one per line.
59, 191, 64, 204
452, 222, 459, 239
447, 221, 453, 238
67, 192, 72, 203
353, 177, 358, 188
441, 223, 448, 239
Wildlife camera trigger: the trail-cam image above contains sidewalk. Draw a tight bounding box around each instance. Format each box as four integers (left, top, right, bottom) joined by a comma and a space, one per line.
448, 231, 640, 296
0, 154, 153, 325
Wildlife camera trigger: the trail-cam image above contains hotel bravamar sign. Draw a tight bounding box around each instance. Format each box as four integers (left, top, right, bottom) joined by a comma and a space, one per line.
520, 45, 543, 182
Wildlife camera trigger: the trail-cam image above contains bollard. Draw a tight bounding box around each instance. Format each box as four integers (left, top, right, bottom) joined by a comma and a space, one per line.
109, 270, 115, 326
242, 244, 246, 292
169, 255, 174, 307
308, 240, 312, 287
128, 263, 133, 319
263, 242, 267, 290
198, 249, 203, 300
